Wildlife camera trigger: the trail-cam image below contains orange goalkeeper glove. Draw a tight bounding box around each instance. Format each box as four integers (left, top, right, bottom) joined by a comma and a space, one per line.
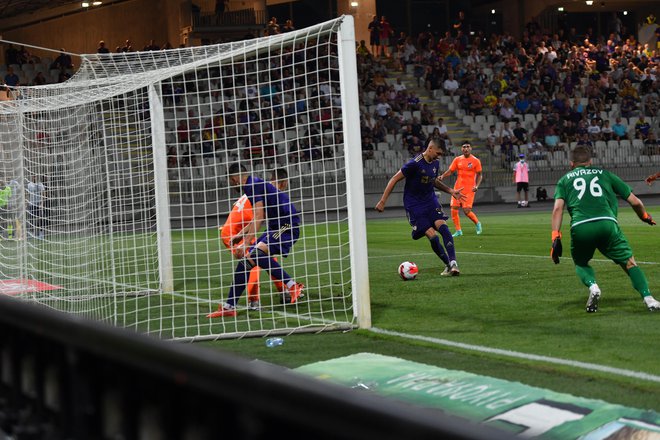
642, 212, 656, 226
551, 231, 562, 264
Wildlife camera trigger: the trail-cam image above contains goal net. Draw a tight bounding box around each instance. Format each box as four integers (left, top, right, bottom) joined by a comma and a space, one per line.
0, 16, 370, 341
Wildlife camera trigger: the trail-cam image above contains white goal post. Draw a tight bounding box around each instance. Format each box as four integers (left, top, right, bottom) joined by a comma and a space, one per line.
0, 15, 370, 341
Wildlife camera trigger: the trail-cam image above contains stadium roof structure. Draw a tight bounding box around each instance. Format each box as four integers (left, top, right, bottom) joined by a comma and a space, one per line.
0, 0, 80, 19
469, 0, 660, 12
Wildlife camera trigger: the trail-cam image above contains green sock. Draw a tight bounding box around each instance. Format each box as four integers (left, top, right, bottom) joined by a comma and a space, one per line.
7, 223, 12, 239
627, 266, 651, 298
575, 265, 596, 287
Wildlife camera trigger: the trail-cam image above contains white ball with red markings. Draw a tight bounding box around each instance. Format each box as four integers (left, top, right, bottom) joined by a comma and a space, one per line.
398, 261, 418, 280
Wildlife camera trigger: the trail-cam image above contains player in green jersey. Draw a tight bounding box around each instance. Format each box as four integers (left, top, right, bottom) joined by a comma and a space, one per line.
551, 146, 659, 312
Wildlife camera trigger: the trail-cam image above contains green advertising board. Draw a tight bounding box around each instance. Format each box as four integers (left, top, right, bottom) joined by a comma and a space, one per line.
296, 353, 660, 439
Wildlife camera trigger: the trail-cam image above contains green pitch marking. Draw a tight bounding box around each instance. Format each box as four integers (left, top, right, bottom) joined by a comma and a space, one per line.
297, 353, 660, 439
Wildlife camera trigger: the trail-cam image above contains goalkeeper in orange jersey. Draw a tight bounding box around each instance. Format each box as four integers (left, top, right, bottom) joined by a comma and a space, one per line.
219, 173, 286, 311
439, 142, 483, 237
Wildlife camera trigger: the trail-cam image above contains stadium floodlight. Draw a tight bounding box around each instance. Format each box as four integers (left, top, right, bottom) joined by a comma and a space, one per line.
0, 16, 370, 341
81, 2, 90, 7
585, 0, 593, 5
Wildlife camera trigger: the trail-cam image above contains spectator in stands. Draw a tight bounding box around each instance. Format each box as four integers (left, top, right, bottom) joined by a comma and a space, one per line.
374, 96, 391, 118
50, 49, 73, 71
362, 136, 375, 160
443, 71, 459, 97
143, 39, 160, 51
407, 135, 425, 156
576, 132, 593, 149
432, 118, 451, 145
356, 40, 371, 59
420, 104, 434, 125
643, 93, 658, 117
513, 120, 528, 146
3, 67, 19, 87
515, 92, 531, 114
643, 131, 659, 155
398, 36, 416, 71
620, 95, 638, 118
31, 72, 46, 86
368, 15, 380, 57
282, 19, 295, 33
379, 16, 393, 58
601, 119, 614, 141
635, 115, 652, 140
371, 120, 386, 143
485, 125, 498, 154
468, 89, 484, 116
97, 40, 110, 54
267, 17, 280, 35
499, 99, 516, 122
407, 92, 421, 111
587, 118, 602, 142
383, 109, 402, 134
499, 121, 515, 164
612, 117, 629, 141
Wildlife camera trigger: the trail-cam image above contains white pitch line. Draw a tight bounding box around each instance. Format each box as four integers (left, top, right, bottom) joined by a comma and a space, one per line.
370, 250, 659, 265
369, 327, 660, 383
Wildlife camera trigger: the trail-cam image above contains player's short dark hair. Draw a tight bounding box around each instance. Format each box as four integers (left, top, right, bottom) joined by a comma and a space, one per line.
427, 136, 445, 149
571, 145, 592, 164
271, 168, 288, 180
227, 163, 246, 176
462, 141, 471, 147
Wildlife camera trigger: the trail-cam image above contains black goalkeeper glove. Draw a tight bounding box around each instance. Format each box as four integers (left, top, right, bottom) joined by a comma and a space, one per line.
551, 231, 562, 264
642, 213, 656, 226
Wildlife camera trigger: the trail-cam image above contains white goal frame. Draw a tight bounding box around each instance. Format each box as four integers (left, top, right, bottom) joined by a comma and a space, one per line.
0, 15, 370, 341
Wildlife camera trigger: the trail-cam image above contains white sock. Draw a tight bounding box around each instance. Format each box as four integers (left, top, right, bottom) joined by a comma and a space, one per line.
286, 280, 296, 289
589, 284, 600, 295
644, 296, 658, 305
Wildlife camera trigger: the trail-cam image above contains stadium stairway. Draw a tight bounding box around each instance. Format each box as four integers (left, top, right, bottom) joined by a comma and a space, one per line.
390, 63, 482, 154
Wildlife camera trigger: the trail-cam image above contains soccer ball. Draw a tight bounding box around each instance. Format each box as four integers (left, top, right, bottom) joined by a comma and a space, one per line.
398, 261, 418, 280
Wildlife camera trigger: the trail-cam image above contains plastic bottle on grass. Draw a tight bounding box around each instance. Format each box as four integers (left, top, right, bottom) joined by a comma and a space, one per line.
265, 337, 284, 347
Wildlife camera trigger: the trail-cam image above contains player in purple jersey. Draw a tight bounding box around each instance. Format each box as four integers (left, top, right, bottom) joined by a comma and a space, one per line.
375, 138, 466, 276
208, 165, 304, 318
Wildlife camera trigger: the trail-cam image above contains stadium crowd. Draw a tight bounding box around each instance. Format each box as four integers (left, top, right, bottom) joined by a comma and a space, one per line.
4, 9, 659, 174
358, 11, 660, 168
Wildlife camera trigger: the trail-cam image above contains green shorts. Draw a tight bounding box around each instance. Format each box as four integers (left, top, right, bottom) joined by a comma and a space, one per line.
570, 220, 632, 266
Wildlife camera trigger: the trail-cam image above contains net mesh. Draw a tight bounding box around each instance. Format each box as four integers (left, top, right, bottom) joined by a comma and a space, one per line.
0, 17, 362, 340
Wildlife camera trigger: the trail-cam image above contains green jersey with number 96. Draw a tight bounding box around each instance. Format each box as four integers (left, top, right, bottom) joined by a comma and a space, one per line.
554, 166, 632, 228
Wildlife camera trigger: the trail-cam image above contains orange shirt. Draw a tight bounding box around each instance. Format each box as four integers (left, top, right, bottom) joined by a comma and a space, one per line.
220, 194, 254, 249
449, 154, 482, 189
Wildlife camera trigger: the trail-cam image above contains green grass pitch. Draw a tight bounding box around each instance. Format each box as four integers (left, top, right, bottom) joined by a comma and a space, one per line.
204, 207, 660, 412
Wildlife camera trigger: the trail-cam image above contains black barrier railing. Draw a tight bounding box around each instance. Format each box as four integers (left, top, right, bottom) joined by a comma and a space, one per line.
0, 295, 513, 439
193, 8, 268, 29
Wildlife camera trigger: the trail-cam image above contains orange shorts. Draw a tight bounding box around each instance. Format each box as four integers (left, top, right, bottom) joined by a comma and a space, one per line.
450, 190, 475, 209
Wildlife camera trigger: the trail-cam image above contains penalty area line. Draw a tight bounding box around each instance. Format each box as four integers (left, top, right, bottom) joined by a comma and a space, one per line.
369, 327, 660, 383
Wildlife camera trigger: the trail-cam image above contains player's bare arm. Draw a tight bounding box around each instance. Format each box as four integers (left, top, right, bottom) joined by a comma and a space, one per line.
551, 198, 565, 232
231, 201, 265, 251
434, 178, 466, 201
645, 172, 660, 185
473, 171, 483, 192
375, 170, 405, 212
626, 193, 656, 225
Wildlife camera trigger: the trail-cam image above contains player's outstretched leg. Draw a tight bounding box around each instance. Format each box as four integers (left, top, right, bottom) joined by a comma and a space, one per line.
437, 224, 459, 276
247, 267, 261, 310
451, 208, 462, 236
625, 264, 660, 311
207, 260, 252, 318
252, 248, 304, 304
576, 265, 599, 312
